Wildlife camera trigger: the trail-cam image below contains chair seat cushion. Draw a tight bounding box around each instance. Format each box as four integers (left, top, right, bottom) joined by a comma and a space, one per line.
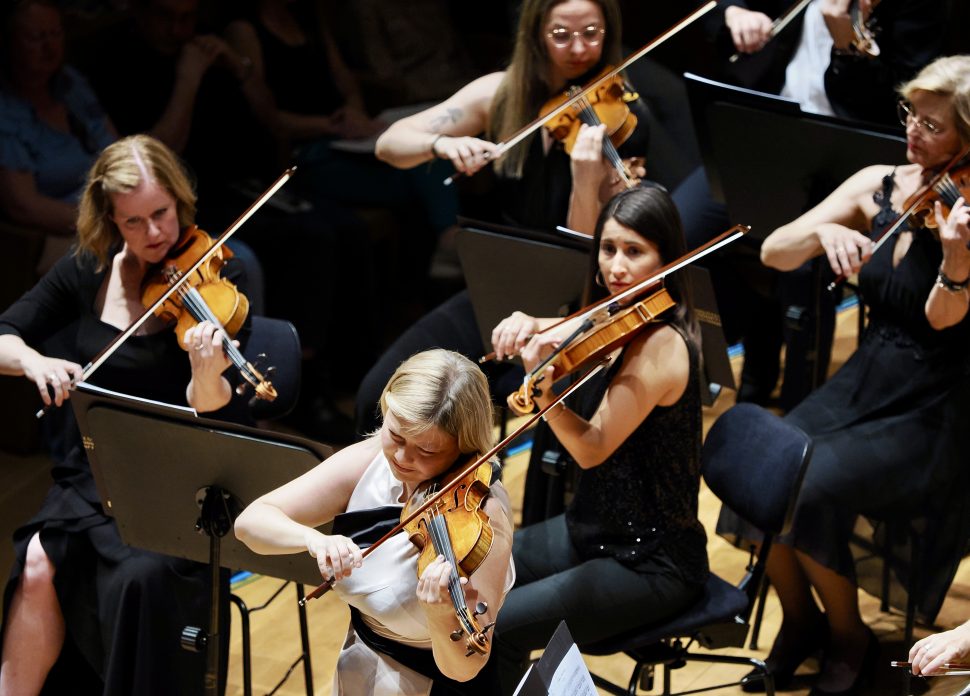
581, 574, 748, 655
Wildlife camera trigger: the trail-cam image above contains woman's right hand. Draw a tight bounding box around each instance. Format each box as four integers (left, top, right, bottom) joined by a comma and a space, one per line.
20, 354, 83, 408
724, 6, 773, 54
305, 531, 363, 580
816, 222, 873, 276
431, 135, 498, 176
491, 311, 540, 361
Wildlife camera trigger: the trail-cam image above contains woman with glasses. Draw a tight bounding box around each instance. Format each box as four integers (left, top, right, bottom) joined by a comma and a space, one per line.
356, 0, 650, 438
729, 54, 970, 696
376, 0, 647, 237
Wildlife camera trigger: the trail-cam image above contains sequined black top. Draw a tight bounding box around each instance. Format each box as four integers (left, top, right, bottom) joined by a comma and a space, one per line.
564, 324, 709, 585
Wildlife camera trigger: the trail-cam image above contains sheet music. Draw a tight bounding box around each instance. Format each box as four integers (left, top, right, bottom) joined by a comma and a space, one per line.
546, 644, 597, 695
75, 381, 197, 416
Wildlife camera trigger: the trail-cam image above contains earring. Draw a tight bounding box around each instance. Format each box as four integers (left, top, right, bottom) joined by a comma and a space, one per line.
595, 270, 606, 288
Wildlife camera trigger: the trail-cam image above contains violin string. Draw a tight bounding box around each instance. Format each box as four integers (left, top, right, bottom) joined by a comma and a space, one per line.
175, 283, 258, 383
574, 95, 629, 182
934, 174, 961, 208
427, 508, 467, 612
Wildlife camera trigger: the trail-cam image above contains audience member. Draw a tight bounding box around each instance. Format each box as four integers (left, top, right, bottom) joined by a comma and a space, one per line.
0, 0, 115, 274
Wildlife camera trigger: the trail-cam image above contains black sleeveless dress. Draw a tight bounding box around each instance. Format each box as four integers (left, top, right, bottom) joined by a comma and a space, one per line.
721, 170, 970, 622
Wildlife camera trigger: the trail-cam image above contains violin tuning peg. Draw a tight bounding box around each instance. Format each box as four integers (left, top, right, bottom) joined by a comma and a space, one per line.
450, 629, 463, 642
256, 352, 267, 362
482, 621, 496, 635
473, 601, 488, 618
465, 648, 476, 657
265, 365, 277, 378
235, 383, 248, 396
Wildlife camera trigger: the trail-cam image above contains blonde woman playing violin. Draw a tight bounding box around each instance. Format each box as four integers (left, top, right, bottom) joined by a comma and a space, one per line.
235, 349, 514, 696
485, 185, 708, 694
0, 135, 245, 696
720, 55, 970, 696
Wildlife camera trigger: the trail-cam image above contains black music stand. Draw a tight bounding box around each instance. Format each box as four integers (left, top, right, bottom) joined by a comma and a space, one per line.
684, 72, 906, 401
71, 383, 333, 696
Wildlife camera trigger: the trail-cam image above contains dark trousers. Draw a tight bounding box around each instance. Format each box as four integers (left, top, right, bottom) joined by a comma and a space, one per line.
490, 515, 700, 694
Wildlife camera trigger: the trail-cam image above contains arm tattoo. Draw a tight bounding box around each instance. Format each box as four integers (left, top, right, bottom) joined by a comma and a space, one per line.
429, 108, 463, 134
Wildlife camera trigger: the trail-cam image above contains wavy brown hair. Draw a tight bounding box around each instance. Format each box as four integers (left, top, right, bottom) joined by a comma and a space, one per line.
489, 0, 622, 179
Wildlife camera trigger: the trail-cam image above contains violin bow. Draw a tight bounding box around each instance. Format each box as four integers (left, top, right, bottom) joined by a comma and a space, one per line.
826, 145, 970, 291
299, 361, 608, 606
36, 167, 296, 418
444, 1, 716, 185
480, 223, 749, 364
728, 0, 813, 63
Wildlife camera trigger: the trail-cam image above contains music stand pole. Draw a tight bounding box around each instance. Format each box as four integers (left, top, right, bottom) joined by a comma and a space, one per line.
179, 486, 234, 696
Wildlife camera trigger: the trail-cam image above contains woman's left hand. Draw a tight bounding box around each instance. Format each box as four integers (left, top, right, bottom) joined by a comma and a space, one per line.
519, 332, 563, 408
936, 197, 970, 281
417, 555, 465, 610
183, 320, 234, 378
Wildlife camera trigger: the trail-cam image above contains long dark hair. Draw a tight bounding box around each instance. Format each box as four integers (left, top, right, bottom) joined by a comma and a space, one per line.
489, 0, 622, 179
586, 184, 699, 349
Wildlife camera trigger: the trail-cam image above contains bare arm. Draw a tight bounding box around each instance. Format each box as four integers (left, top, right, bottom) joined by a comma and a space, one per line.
925, 198, 970, 329
0, 169, 77, 236
521, 324, 690, 469
375, 72, 504, 170
234, 437, 376, 556
761, 165, 887, 273
0, 333, 83, 408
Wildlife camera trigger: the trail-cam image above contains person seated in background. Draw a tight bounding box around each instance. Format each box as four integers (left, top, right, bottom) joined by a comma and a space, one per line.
0, 134, 245, 695
486, 184, 709, 694
224, 0, 462, 262
671, 0, 947, 409
235, 349, 514, 695
0, 0, 116, 275
80, 0, 378, 444
721, 54, 970, 695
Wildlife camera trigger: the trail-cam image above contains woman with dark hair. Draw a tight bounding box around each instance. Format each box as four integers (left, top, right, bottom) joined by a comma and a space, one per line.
356, 0, 651, 436
487, 184, 708, 693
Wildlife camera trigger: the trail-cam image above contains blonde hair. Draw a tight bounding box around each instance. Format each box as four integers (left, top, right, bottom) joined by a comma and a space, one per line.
489, 0, 622, 179
379, 349, 494, 459
76, 135, 197, 270
899, 55, 970, 145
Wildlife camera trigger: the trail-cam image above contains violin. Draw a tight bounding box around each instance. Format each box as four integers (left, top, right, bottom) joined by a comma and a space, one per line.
443, 2, 715, 185
141, 226, 278, 403
827, 148, 970, 291
34, 171, 295, 418
848, 0, 881, 58
540, 70, 644, 189
480, 224, 749, 411
401, 459, 496, 655
507, 286, 675, 415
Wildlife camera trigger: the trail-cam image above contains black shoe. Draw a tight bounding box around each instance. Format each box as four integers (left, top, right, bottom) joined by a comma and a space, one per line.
741, 618, 828, 692
807, 628, 878, 696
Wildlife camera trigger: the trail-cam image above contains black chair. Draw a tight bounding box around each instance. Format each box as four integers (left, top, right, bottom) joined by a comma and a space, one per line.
580, 403, 813, 696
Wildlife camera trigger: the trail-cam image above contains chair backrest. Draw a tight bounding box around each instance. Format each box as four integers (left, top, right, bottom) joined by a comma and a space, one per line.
702, 403, 812, 538
244, 315, 302, 421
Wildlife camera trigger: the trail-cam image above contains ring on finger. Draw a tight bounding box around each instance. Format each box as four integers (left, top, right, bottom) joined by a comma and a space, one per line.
47, 372, 57, 382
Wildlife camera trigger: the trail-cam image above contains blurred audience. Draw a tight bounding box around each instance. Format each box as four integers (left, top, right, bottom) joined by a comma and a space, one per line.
0, 0, 115, 275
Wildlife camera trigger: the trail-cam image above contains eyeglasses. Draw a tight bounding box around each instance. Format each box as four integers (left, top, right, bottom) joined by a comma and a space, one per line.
897, 100, 944, 136
547, 25, 605, 47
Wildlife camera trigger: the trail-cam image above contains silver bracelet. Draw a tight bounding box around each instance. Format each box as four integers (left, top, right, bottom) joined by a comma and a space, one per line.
541, 401, 567, 423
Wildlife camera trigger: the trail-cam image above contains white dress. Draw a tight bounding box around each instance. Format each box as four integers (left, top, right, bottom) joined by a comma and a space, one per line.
331, 452, 516, 696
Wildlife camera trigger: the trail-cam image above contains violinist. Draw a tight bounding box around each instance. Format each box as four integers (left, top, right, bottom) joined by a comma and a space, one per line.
0, 135, 244, 694
721, 55, 970, 695
234, 349, 514, 695
357, 0, 650, 435
672, 0, 946, 407
486, 185, 708, 694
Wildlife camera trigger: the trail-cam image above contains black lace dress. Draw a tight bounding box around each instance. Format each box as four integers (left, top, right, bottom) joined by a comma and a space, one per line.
720, 170, 970, 622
